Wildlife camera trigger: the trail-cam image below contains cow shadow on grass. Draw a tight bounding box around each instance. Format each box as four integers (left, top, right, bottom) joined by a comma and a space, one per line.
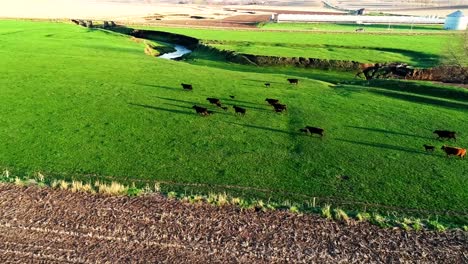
129, 103, 194, 116
368, 89, 468, 111
153, 96, 200, 105
347, 126, 433, 140
219, 97, 264, 106
224, 122, 298, 136
164, 103, 231, 116
135, 83, 181, 91
335, 138, 432, 156
243, 79, 285, 85
227, 104, 272, 112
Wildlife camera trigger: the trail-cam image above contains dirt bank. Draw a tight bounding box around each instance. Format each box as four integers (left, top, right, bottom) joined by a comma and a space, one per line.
0, 185, 465, 263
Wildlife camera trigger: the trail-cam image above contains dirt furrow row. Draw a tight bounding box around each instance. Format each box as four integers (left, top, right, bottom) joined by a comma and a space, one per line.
0, 185, 466, 263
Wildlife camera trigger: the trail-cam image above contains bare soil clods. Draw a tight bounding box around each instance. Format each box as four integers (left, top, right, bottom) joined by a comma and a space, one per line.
0, 185, 466, 263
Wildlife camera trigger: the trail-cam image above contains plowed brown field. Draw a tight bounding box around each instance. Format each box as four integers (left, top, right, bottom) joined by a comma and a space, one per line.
0, 185, 466, 263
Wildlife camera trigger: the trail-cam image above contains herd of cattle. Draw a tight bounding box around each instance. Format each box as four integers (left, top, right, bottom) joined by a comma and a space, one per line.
429, 130, 466, 159
181, 79, 466, 159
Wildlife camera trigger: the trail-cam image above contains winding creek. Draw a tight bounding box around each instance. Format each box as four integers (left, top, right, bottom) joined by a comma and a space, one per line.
159, 44, 192, 60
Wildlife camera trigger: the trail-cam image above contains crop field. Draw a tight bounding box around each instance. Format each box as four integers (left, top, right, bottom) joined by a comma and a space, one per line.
145, 25, 459, 67
0, 184, 465, 262
259, 22, 445, 32
0, 20, 467, 222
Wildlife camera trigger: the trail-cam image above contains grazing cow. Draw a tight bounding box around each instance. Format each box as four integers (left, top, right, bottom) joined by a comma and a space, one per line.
264, 83, 271, 88
265, 98, 279, 105
423, 144, 435, 152
229, 95, 235, 99
207, 97, 221, 106
300, 126, 324, 137
272, 103, 287, 112
181, 83, 193, 90
287, 78, 299, 85
441, 145, 466, 158
233, 105, 246, 115
192, 105, 210, 116
433, 130, 456, 141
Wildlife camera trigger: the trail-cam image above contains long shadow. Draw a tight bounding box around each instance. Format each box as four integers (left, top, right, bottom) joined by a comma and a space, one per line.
335, 138, 431, 156
219, 97, 263, 106
226, 104, 272, 112
129, 103, 194, 116
153, 96, 200, 105
224, 121, 298, 136
243, 79, 285, 85
368, 89, 468, 111
163, 103, 194, 110
347, 126, 432, 140
357, 80, 468, 103
135, 83, 182, 91
164, 103, 231, 116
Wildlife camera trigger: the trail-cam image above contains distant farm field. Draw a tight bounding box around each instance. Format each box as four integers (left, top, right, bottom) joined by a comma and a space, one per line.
146, 26, 458, 67
0, 20, 467, 221
259, 22, 444, 32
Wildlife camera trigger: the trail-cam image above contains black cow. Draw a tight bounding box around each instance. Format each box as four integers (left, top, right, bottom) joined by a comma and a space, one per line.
423, 144, 435, 152
300, 126, 324, 137
264, 83, 271, 88
192, 105, 210, 116
265, 98, 279, 105
433, 130, 456, 141
229, 95, 235, 99
233, 105, 246, 115
287, 78, 299, 85
207, 97, 221, 105
272, 103, 287, 112
181, 83, 193, 90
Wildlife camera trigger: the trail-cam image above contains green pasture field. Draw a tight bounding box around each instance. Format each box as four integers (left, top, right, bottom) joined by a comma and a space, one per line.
259, 22, 444, 32
143, 25, 459, 67
0, 20, 467, 222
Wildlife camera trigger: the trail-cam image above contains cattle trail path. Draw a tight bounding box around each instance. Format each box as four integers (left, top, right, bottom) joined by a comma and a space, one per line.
0, 185, 465, 263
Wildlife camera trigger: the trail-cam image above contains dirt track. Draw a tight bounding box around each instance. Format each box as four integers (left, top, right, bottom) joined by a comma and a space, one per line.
0, 185, 466, 263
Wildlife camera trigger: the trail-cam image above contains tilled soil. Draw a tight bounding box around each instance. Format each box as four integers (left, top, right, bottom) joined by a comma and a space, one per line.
149, 15, 272, 28
0, 185, 466, 263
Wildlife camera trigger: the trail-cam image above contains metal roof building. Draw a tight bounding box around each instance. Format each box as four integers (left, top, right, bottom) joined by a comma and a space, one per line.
444, 10, 468, 30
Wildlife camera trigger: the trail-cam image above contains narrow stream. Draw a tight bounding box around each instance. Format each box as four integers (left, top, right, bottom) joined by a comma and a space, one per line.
159, 44, 192, 60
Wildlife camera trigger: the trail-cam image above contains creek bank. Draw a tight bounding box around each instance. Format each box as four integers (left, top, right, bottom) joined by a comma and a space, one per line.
113, 27, 467, 84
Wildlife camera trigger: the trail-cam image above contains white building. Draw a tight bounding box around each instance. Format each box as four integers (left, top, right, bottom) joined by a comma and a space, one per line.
444, 10, 468, 30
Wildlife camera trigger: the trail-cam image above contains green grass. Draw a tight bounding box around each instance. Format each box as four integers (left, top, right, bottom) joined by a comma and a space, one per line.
259, 22, 445, 32
0, 20, 467, 221
142, 25, 459, 67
